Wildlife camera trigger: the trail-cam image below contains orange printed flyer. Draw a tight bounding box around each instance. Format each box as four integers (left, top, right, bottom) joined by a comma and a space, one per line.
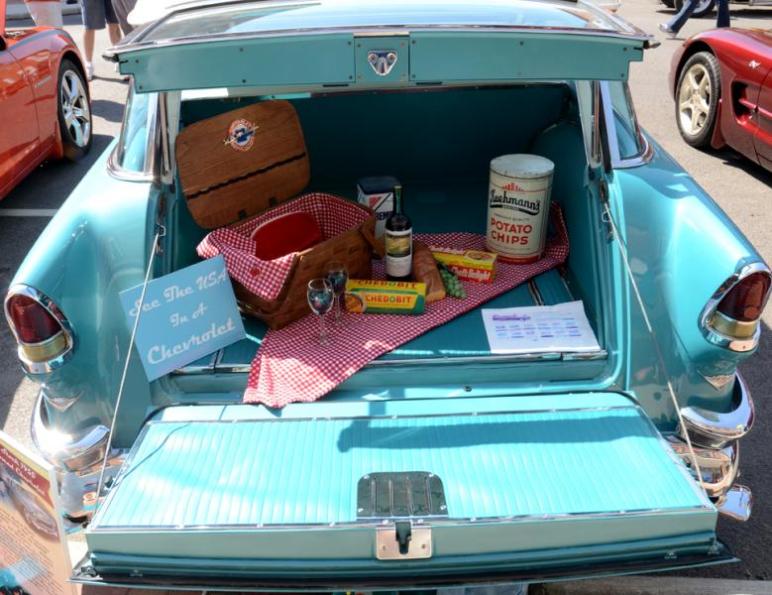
0, 430, 74, 595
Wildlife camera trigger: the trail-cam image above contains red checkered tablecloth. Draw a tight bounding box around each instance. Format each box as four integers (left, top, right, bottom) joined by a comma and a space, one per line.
197, 193, 370, 301
243, 206, 570, 407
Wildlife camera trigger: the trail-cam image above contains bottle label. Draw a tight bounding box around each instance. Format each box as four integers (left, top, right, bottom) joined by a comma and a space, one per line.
385, 229, 412, 278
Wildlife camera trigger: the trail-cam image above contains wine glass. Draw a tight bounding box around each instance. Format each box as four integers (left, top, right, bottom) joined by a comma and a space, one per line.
327, 261, 348, 327
307, 278, 334, 345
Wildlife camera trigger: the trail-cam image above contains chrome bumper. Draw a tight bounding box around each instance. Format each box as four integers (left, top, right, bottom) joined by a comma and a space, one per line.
31, 391, 110, 472
31, 391, 124, 519
679, 373, 753, 449
671, 373, 754, 521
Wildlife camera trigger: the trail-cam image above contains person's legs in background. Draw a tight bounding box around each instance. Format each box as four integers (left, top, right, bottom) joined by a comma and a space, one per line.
660, 0, 698, 36
104, 0, 122, 44
82, 28, 96, 80
108, 22, 121, 45
111, 0, 138, 36
716, 0, 731, 27
81, 0, 123, 81
80, 0, 105, 80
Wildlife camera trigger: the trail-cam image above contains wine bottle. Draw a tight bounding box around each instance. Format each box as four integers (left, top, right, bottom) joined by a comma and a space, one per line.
385, 184, 413, 281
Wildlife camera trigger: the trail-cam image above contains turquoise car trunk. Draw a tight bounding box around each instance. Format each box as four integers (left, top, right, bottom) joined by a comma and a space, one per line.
84, 393, 720, 584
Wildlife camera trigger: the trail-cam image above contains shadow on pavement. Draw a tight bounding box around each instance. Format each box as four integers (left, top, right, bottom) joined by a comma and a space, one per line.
731, 7, 772, 18
710, 148, 772, 186
90, 99, 127, 123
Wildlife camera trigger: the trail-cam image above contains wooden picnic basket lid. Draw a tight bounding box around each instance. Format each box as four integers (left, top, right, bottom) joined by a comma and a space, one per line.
175, 100, 310, 229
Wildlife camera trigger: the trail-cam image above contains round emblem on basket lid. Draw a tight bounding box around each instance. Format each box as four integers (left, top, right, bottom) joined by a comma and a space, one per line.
224, 118, 258, 152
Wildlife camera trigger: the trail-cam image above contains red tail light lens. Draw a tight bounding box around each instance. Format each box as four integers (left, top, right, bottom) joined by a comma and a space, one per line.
6, 295, 62, 344
717, 272, 772, 323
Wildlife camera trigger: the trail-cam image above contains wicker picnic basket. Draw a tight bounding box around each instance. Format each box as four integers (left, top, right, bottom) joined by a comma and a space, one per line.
178, 100, 382, 329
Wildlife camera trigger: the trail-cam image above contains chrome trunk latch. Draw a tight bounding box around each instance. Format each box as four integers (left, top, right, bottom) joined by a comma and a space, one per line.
376, 521, 433, 560
367, 50, 398, 76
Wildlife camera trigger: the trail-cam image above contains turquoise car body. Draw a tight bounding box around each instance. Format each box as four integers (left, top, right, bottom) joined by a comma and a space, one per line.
5, 0, 769, 589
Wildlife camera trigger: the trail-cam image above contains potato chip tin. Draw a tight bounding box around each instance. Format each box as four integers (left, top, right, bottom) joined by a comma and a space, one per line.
486, 154, 554, 263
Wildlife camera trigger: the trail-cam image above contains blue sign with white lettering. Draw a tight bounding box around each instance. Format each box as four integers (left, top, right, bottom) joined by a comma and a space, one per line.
120, 256, 246, 381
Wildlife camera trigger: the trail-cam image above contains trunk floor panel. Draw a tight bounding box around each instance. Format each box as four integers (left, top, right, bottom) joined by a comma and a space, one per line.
211, 268, 580, 372
91, 396, 708, 531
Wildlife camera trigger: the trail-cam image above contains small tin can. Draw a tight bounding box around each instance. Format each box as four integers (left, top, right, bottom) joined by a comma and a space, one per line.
357, 176, 400, 240
486, 154, 554, 264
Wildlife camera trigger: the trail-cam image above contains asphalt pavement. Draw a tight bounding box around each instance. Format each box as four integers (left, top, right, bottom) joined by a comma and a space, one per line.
1, 0, 771, 587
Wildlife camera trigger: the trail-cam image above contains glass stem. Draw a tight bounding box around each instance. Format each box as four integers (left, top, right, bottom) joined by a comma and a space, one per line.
318, 313, 328, 345
335, 295, 342, 323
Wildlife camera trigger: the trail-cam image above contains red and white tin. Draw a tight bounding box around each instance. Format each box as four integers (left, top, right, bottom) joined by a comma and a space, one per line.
486, 154, 555, 264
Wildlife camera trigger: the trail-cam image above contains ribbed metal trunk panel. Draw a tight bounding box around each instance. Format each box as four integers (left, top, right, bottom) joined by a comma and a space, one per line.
85, 394, 719, 578
92, 402, 707, 529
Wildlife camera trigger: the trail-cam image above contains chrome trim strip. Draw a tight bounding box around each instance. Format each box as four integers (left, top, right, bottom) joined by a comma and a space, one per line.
90, 504, 712, 533
365, 352, 564, 366
716, 484, 752, 522
561, 350, 608, 361
150, 404, 637, 425
180, 349, 609, 373
613, 134, 654, 169
171, 352, 218, 375
4, 284, 76, 375
106, 148, 156, 183
527, 280, 544, 305
107, 91, 160, 183
679, 373, 754, 450
698, 261, 771, 353
600, 81, 654, 169
31, 392, 111, 472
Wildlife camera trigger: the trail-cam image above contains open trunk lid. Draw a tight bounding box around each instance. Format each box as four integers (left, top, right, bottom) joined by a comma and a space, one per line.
107, 0, 654, 93
80, 392, 726, 587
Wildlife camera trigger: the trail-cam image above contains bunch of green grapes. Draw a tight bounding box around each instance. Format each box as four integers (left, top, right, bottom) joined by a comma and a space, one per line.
437, 261, 466, 299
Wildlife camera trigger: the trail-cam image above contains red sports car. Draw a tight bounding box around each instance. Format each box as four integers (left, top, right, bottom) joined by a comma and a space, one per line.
670, 28, 772, 172
0, 0, 91, 200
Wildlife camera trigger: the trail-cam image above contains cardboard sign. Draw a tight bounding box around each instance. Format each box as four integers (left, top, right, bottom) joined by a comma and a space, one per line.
0, 431, 74, 595
120, 256, 246, 380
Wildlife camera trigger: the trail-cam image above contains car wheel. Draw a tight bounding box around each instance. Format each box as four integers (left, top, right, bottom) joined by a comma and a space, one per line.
675, 51, 720, 149
57, 58, 92, 161
674, 0, 716, 15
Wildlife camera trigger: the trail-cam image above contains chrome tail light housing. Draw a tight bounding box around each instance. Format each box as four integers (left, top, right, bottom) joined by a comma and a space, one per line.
4, 285, 75, 374
700, 263, 772, 352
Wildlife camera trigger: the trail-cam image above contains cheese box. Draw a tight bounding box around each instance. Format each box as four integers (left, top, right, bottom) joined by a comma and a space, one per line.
345, 279, 426, 315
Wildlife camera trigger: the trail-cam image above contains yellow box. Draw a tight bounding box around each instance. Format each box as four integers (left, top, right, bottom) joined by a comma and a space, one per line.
431, 249, 497, 283
345, 279, 426, 315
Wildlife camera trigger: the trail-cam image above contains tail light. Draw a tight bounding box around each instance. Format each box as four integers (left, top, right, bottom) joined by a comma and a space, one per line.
702, 265, 772, 352
717, 272, 771, 323
4, 286, 73, 373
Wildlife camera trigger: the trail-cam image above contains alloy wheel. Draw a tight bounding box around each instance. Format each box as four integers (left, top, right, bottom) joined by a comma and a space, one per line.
678, 63, 712, 137
60, 70, 92, 149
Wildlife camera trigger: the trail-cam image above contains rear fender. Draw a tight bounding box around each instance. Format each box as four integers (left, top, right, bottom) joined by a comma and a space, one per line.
610, 134, 764, 424
10, 142, 159, 450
